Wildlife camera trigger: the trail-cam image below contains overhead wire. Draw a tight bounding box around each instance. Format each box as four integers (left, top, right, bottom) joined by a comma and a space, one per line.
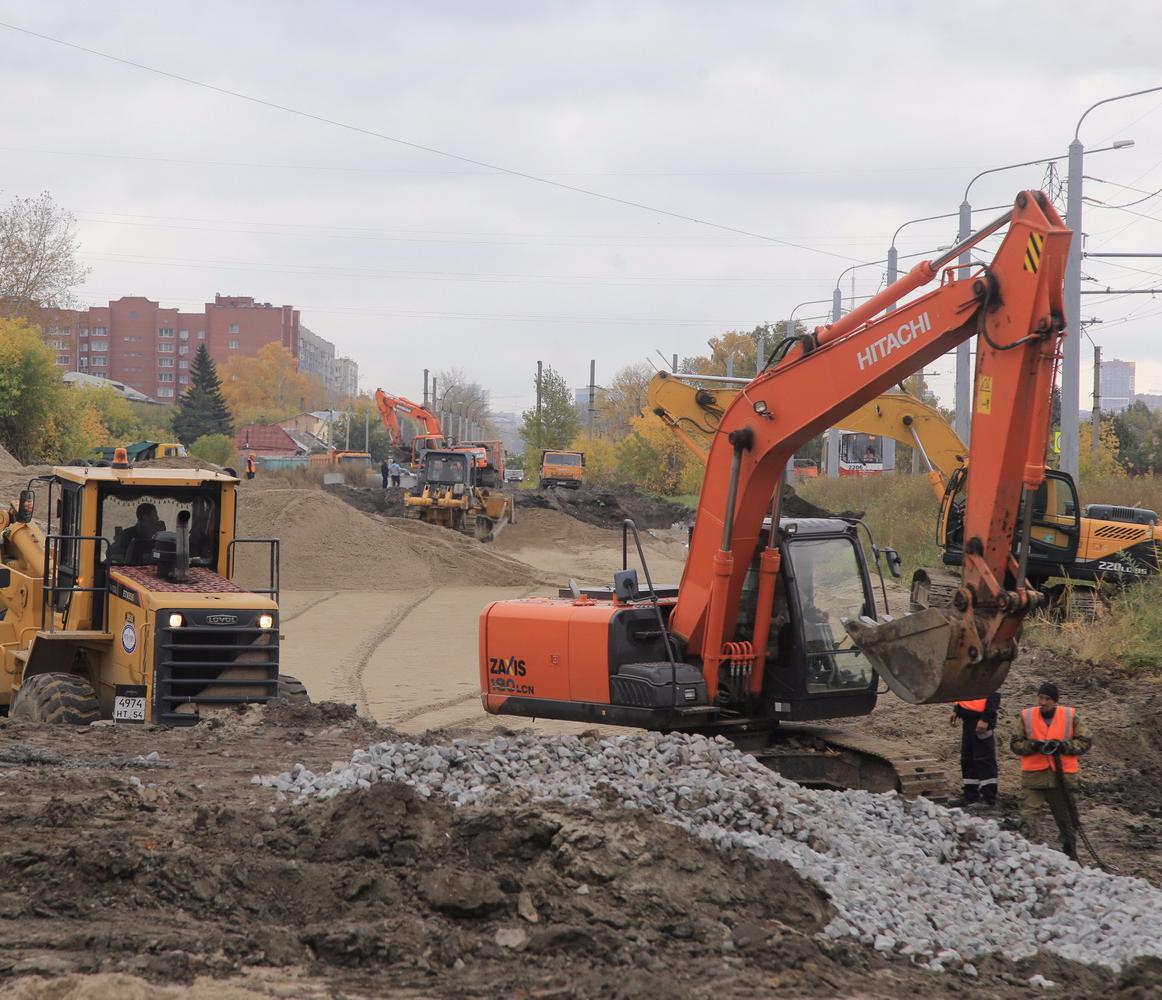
0, 19, 864, 263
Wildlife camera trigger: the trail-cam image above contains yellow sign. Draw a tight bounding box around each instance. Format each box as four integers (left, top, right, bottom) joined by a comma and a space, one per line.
976, 375, 993, 415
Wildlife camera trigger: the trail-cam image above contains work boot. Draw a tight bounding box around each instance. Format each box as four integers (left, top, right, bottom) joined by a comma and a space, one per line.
1062, 839, 1079, 861
947, 795, 979, 809
966, 799, 997, 812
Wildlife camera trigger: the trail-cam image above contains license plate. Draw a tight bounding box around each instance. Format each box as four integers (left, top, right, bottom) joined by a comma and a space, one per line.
113, 685, 147, 723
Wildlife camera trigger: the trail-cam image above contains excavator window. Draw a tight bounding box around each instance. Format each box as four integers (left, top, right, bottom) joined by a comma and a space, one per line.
785, 537, 875, 694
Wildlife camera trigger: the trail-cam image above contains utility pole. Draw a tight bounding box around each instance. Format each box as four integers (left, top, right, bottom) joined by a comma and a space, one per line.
756, 332, 766, 374
423, 369, 430, 409
955, 199, 972, 444
1092, 345, 1102, 462
364, 410, 369, 451
536, 360, 543, 449
431, 377, 437, 410
672, 353, 678, 373
1063, 138, 1083, 479
588, 359, 596, 438
345, 409, 351, 448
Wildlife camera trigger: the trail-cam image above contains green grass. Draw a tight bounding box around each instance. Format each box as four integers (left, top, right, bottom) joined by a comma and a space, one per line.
795, 475, 942, 577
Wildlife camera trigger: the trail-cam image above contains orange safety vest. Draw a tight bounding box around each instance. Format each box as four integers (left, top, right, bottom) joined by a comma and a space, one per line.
246, 456, 256, 473
957, 699, 988, 712
1020, 706, 1079, 773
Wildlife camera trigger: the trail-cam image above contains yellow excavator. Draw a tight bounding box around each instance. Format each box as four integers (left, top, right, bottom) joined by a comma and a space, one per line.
0, 450, 307, 725
648, 371, 1162, 620
647, 372, 965, 500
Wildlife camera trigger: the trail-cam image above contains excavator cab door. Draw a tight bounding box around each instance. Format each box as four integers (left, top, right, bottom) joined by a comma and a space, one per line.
51, 481, 84, 612
1020, 471, 1080, 569
762, 523, 878, 720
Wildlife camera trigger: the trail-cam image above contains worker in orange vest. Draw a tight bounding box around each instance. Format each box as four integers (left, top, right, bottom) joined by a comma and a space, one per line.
246, 453, 257, 480
948, 691, 1000, 809
1010, 683, 1092, 860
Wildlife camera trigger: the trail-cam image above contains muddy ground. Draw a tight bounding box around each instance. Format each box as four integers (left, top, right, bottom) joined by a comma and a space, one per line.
5, 475, 1162, 996
2, 702, 1158, 1000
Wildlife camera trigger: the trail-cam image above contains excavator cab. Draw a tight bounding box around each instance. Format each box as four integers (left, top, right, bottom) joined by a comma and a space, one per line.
738, 520, 878, 721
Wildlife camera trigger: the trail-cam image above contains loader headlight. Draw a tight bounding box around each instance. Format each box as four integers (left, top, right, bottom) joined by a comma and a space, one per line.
168, 613, 184, 628
258, 614, 274, 630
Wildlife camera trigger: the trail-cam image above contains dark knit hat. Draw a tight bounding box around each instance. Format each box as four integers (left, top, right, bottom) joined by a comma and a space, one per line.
1037, 682, 1060, 701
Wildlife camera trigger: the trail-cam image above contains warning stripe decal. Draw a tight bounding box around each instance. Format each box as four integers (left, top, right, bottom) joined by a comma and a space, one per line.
1024, 232, 1045, 273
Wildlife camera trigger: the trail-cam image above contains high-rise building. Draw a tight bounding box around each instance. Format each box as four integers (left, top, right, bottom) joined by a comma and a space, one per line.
37, 294, 300, 401
298, 325, 336, 388
331, 356, 359, 400
1099, 358, 1136, 413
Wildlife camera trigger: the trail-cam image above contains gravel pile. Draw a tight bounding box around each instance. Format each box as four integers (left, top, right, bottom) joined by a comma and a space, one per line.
257, 731, 1162, 973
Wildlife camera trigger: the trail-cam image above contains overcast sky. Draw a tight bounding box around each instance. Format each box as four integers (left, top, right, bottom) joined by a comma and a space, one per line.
2, 1, 1162, 415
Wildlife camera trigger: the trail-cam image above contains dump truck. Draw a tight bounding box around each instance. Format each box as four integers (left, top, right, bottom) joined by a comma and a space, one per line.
539, 450, 584, 489
406, 448, 515, 542
0, 450, 306, 725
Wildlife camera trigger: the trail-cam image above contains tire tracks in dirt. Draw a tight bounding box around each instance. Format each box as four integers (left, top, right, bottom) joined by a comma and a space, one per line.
340, 587, 437, 717
387, 583, 542, 730
279, 591, 340, 625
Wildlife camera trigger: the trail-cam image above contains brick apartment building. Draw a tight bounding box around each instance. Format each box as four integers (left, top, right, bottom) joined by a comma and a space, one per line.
40, 294, 300, 401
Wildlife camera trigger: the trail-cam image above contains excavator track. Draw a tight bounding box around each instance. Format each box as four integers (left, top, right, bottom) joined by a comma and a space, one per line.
738, 725, 948, 799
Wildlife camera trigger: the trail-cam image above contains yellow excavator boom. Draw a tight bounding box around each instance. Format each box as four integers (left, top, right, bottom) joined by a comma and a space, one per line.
646, 372, 965, 497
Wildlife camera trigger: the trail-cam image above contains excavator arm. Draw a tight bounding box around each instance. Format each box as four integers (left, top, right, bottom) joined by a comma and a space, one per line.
670, 191, 1069, 705
374, 389, 446, 445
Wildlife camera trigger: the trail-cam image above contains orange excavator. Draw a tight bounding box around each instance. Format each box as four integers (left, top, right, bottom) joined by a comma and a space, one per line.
479, 191, 1069, 794
374, 389, 447, 470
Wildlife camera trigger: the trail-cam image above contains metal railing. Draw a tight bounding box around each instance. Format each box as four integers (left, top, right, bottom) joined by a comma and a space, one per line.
225, 538, 280, 603
40, 534, 111, 634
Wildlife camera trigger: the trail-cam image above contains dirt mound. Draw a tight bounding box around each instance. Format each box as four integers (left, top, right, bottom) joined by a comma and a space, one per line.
322, 483, 410, 518
516, 484, 691, 530
0, 441, 22, 473
235, 489, 536, 590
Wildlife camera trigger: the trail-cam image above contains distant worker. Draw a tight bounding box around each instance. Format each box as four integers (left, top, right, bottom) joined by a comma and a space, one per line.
246, 453, 257, 480
1011, 683, 1092, 860
949, 692, 1000, 809
389, 459, 402, 487
381, 457, 391, 490
110, 503, 163, 565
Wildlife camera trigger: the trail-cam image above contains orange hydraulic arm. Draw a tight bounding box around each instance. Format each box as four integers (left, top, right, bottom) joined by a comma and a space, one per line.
669, 191, 1069, 704
373, 389, 445, 445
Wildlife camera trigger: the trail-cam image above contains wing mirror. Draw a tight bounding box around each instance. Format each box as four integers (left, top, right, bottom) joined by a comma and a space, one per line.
881, 546, 903, 579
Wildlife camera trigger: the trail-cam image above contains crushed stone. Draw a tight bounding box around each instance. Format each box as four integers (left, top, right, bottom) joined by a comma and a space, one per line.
259, 730, 1162, 974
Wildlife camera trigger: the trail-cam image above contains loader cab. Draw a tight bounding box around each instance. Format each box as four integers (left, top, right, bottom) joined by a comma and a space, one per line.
734, 518, 878, 721
417, 449, 473, 490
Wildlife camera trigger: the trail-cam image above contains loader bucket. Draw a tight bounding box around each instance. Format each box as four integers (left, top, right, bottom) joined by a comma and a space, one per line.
842, 607, 1013, 705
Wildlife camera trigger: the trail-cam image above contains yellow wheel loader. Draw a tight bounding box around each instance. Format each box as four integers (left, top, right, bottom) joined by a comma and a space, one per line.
0, 451, 307, 725
405, 449, 515, 542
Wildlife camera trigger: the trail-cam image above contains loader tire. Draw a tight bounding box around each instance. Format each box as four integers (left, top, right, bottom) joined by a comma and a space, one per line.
11, 673, 100, 725
276, 674, 311, 703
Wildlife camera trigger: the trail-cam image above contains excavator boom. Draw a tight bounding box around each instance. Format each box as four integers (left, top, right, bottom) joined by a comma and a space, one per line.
671, 191, 1069, 704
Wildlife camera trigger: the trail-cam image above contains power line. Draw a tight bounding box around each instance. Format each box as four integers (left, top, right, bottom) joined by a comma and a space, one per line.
0, 143, 985, 179
0, 19, 862, 263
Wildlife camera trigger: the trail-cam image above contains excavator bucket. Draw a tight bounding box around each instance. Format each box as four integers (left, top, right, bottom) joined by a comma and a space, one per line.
842, 608, 1012, 705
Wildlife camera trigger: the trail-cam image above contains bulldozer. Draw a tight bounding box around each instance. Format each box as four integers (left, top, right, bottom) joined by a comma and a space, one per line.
0, 450, 307, 725
480, 191, 1071, 796
405, 448, 515, 542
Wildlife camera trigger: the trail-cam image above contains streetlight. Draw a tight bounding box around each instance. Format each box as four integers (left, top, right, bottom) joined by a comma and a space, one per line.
953, 141, 1135, 444
1062, 87, 1160, 479
786, 297, 833, 342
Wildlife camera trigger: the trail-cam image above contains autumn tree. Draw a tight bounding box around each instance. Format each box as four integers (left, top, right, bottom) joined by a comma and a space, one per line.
519, 365, 580, 454
219, 342, 326, 425
173, 345, 233, 445
596, 361, 653, 437
680, 321, 801, 377
0, 192, 89, 312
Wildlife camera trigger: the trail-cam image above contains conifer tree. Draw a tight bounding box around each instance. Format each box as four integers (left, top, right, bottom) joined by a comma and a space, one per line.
172, 344, 233, 444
